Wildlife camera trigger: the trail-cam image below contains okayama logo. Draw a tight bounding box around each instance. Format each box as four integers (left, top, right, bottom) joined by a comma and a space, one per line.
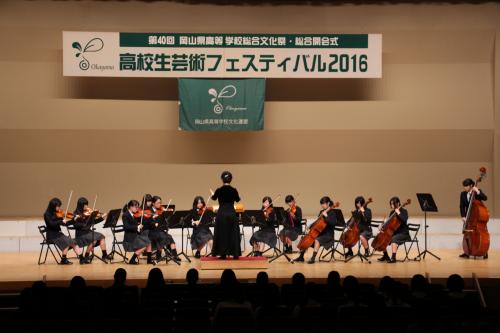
208, 85, 237, 114
72, 38, 104, 70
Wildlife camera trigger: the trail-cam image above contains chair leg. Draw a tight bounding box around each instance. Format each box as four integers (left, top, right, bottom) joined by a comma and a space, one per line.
38, 244, 45, 265
49, 245, 60, 264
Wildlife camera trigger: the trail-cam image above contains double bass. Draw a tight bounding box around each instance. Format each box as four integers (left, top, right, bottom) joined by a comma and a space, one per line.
340, 198, 373, 248
371, 199, 411, 251
462, 167, 490, 257
297, 202, 340, 251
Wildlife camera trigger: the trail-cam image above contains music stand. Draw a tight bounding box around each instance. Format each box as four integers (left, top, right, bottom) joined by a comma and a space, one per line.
103, 209, 127, 263
269, 207, 293, 263
166, 210, 192, 263
415, 193, 440, 260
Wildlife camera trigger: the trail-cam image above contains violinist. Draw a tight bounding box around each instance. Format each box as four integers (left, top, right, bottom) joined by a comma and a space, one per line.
345, 196, 372, 258
249, 196, 278, 257
43, 198, 88, 265
151, 195, 179, 262
190, 196, 214, 258
72, 197, 111, 262
295, 196, 340, 264
459, 178, 488, 259
278, 195, 303, 254
122, 200, 152, 265
378, 197, 410, 263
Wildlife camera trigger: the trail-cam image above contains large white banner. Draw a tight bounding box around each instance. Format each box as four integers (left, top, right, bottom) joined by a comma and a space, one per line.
63, 32, 382, 78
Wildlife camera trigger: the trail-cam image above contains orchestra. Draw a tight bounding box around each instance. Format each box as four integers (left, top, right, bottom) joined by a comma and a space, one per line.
42, 167, 491, 265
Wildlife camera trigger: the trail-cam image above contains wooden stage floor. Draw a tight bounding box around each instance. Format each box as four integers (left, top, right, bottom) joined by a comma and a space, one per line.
0, 249, 498, 291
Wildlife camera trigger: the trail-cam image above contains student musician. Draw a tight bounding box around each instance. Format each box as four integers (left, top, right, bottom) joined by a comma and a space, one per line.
459, 178, 488, 259
43, 198, 88, 265
122, 200, 153, 265
345, 196, 372, 258
72, 197, 111, 261
150, 195, 179, 262
211, 171, 242, 259
249, 196, 278, 257
378, 197, 410, 263
295, 196, 341, 264
279, 195, 303, 254
190, 196, 214, 258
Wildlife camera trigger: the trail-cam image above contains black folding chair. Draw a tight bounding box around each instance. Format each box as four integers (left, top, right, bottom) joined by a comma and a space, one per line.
403, 223, 422, 261
37, 225, 62, 265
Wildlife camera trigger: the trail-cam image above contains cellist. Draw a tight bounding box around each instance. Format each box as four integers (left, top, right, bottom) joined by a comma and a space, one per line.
459, 178, 488, 259
378, 197, 410, 263
294, 196, 340, 264
345, 196, 373, 258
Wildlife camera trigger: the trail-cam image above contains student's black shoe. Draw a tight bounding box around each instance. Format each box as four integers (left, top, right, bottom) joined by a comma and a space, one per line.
220, 255, 227, 260
459, 253, 469, 259
484, 253, 488, 259
378, 255, 390, 262
128, 255, 139, 265
194, 251, 201, 259
79, 256, 90, 265
293, 256, 304, 262
307, 257, 316, 264
387, 258, 397, 264
346, 249, 354, 257
60, 257, 72, 265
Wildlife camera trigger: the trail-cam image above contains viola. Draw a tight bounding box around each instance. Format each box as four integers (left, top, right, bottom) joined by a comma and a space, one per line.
297, 202, 340, 251
56, 209, 74, 220
462, 167, 490, 257
371, 199, 411, 251
340, 197, 373, 248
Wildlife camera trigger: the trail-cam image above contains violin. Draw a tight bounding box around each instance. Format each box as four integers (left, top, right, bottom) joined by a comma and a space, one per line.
287, 204, 297, 216
371, 199, 411, 251
56, 209, 74, 220
462, 167, 490, 257
297, 202, 340, 251
133, 208, 154, 219
263, 206, 274, 219
82, 207, 104, 219
340, 198, 373, 248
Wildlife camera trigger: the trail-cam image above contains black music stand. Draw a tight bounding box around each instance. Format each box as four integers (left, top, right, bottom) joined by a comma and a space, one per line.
415, 193, 440, 260
103, 209, 127, 263
154, 209, 180, 265
269, 207, 293, 263
243, 210, 267, 257
166, 210, 192, 263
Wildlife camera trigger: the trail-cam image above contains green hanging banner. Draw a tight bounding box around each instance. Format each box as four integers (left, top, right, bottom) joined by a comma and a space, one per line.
178, 78, 265, 131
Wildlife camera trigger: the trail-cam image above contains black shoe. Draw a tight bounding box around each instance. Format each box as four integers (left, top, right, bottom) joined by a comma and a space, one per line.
128, 254, 139, 265
194, 251, 201, 259
254, 251, 262, 257
484, 253, 488, 259
346, 249, 354, 257
293, 255, 304, 262
459, 253, 469, 259
378, 255, 390, 262
387, 258, 397, 264
79, 256, 90, 265
220, 255, 227, 260
233, 256, 239, 260
307, 257, 316, 264
285, 245, 293, 254
60, 257, 72, 265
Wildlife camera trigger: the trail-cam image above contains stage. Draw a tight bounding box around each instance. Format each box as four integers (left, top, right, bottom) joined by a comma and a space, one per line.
0, 249, 498, 291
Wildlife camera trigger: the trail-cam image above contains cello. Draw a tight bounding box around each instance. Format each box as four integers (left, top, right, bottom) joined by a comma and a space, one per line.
371, 199, 411, 251
297, 202, 340, 251
462, 167, 490, 257
340, 197, 373, 248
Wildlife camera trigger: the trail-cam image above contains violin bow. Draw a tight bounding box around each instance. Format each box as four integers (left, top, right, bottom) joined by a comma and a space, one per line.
63, 190, 73, 236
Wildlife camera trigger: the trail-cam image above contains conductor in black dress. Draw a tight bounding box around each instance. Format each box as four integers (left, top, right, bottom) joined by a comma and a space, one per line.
210, 171, 241, 259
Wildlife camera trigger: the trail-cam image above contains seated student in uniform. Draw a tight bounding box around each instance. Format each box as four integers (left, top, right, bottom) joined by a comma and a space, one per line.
43, 198, 88, 265
249, 196, 278, 257
278, 195, 303, 254
344, 196, 373, 258
72, 197, 111, 262
378, 196, 410, 263
295, 196, 343, 264
189, 196, 214, 258
122, 200, 152, 265
147, 195, 179, 262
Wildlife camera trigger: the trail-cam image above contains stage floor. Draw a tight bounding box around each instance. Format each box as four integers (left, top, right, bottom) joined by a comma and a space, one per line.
0, 249, 498, 291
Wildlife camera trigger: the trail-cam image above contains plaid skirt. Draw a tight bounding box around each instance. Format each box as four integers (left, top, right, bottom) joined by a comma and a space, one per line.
278, 228, 300, 242
75, 232, 105, 247
50, 233, 76, 251
250, 229, 277, 248
124, 230, 151, 252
